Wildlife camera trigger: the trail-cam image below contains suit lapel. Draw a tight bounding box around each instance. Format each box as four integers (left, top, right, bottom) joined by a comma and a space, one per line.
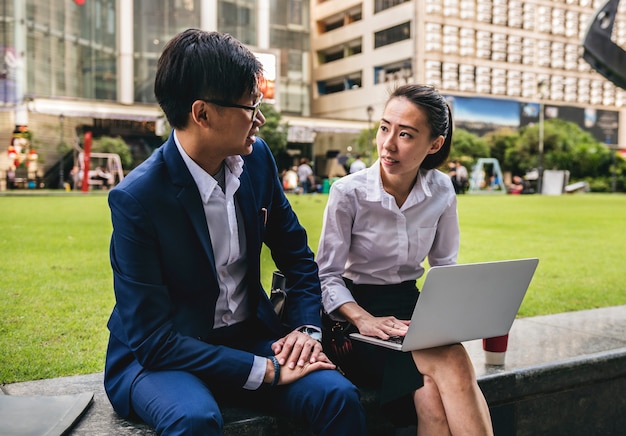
162, 137, 218, 278
236, 168, 260, 267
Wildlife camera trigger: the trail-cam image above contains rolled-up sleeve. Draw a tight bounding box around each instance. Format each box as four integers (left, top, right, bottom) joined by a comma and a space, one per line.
317, 184, 357, 317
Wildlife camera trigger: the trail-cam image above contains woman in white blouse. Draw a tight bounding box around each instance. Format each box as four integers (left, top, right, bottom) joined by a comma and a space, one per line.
317, 84, 493, 435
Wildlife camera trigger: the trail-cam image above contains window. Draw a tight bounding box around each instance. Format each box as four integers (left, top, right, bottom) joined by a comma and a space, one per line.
317, 5, 362, 34
442, 25, 459, 55
443, 0, 459, 18
375, 0, 410, 14
564, 77, 578, 102
506, 70, 522, 96
425, 23, 442, 52
508, 1, 523, 27
491, 68, 506, 95
459, 28, 475, 56
507, 36, 522, 64
491, 33, 507, 62
492, 3, 507, 26
442, 62, 459, 90
425, 60, 442, 87
374, 60, 412, 84
523, 3, 535, 30
317, 39, 362, 65
459, 0, 475, 19
374, 22, 411, 49
459, 64, 475, 91
289, 0, 304, 26
317, 72, 362, 95
522, 72, 537, 98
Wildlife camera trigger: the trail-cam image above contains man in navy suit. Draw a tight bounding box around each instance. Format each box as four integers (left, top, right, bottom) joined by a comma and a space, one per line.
104, 29, 365, 435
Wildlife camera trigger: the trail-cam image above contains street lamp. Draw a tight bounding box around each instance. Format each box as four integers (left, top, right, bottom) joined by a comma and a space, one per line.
537, 80, 548, 195
59, 114, 65, 189
366, 106, 374, 163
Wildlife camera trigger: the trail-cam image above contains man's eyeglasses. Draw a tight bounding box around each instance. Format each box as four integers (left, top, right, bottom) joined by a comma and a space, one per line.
202, 94, 263, 122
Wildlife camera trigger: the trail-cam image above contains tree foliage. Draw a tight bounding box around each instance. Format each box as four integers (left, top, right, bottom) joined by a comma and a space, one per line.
353, 121, 379, 163
355, 118, 626, 192
258, 102, 288, 158
92, 136, 133, 168
448, 128, 490, 170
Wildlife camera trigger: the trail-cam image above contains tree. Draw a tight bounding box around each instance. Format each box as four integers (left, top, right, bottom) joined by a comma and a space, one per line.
354, 121, 379, 164
483, 128, 520, 171
448, 128, 489, 171
515, 119, 603, 177
258, 103, 288, 158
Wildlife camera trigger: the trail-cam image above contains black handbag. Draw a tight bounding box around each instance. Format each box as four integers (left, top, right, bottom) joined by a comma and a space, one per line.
270, 271, 287, 319
321, 313, 356, 369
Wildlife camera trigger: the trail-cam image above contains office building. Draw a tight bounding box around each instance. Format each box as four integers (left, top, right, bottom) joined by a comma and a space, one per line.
1, 0, 624, 189
0, 0, 331, 188
311, 0, 624, 153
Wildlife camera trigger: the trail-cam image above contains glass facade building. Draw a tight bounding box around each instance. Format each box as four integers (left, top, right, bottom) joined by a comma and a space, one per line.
0, 0, 312, 185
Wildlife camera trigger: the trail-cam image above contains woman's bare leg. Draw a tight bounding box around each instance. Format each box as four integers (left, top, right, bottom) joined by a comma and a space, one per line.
412, 344, 493, 436
413, 375, 451, 436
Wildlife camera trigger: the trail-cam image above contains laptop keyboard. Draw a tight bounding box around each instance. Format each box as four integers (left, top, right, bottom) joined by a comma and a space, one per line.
387, 335, 404, 345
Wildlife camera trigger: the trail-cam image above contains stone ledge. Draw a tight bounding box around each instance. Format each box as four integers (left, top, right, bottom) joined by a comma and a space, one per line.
4, 346, 626, 436
478, 347, 626, 435
479, 347, 626, 404
3, 306, 626, 435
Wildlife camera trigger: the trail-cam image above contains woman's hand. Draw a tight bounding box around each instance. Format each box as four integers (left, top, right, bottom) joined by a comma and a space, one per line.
356, 315, 410, 339
339, 301, 409, 339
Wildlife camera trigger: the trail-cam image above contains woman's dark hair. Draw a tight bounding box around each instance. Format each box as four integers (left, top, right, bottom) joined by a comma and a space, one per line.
154, 29, 263, 129
388, 84, 453, 170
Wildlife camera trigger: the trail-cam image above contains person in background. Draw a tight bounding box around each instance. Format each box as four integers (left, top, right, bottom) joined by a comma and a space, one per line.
297, 157, 314, 193
508, 174, 532, 194
317, 84, 493, 435
453, 160, 468, 194
447, 161, 460, 193
448, 160, 468, 194
349, 155, 367, 174
103, 29, 366, 436
91, 166, 113, 189
281, 165, 299, 192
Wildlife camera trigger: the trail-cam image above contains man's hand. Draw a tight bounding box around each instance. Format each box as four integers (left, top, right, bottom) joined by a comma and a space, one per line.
264, 355, 336, 386
271, 329, 332, 369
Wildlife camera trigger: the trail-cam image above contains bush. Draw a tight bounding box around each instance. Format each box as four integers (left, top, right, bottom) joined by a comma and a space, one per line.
92, 136, 133, 168
587, 177, 612, 192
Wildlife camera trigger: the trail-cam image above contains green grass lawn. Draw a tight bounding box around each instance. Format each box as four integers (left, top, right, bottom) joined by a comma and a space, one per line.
1, 192, 625, 383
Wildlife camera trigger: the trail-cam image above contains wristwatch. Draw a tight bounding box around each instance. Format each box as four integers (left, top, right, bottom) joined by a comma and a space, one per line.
298, 326, 322, 342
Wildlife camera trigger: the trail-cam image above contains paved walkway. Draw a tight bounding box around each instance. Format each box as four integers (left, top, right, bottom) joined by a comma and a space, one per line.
464, 304, 626, 377
2, 305, 626, 435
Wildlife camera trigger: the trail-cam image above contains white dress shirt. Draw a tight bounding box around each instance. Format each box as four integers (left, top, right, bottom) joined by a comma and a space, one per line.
174, 132, 265, 389
317, 160, 460, 317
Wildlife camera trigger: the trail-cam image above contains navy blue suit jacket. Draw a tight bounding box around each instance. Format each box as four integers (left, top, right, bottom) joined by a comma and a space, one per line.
104, 134, 322, 418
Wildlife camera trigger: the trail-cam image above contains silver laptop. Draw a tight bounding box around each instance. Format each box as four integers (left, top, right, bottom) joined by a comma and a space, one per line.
349, 258, 539, 351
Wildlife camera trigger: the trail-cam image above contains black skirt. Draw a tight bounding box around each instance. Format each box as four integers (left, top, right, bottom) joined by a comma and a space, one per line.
324, 279, 422, 426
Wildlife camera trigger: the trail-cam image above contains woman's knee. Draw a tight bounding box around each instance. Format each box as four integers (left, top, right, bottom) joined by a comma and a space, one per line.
413, 344, 474, 379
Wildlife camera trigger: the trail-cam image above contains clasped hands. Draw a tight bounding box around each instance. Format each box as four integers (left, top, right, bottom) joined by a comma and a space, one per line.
267, 329, 335, 385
